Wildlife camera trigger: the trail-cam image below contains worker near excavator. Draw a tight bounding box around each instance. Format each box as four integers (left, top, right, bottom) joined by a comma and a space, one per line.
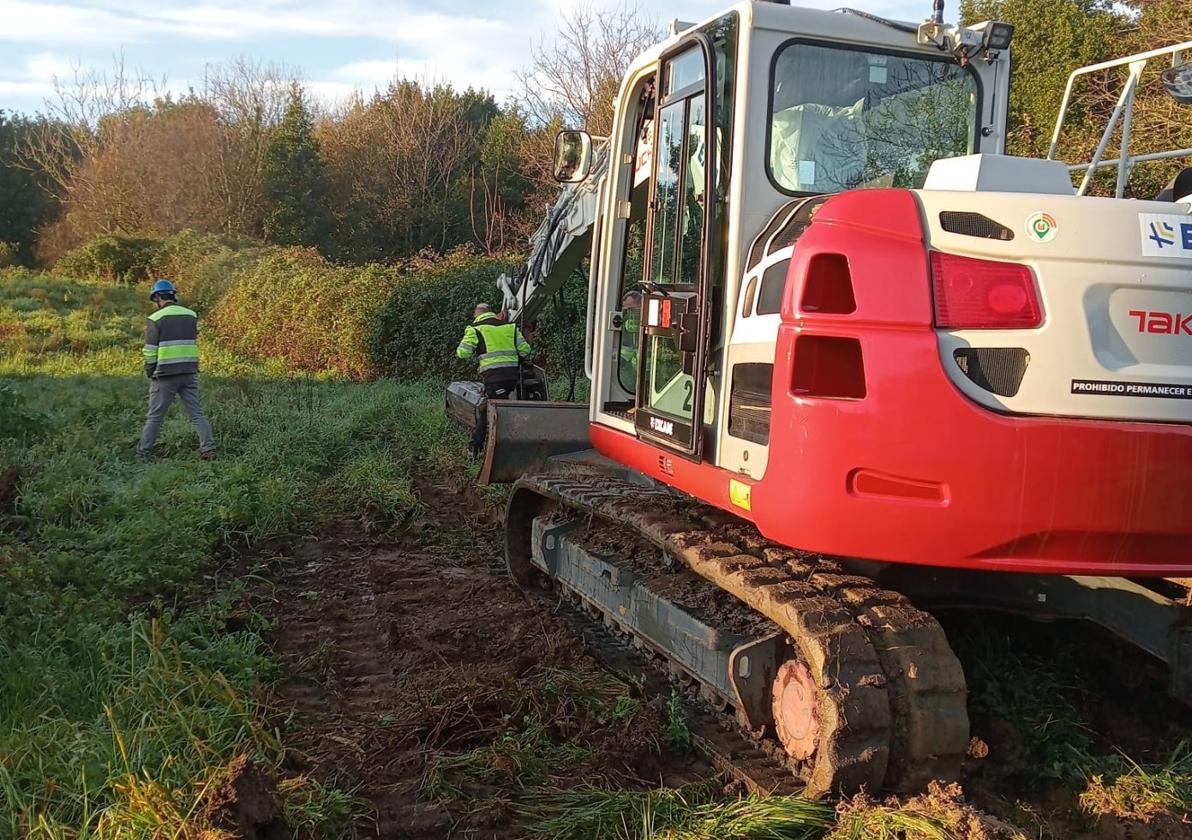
136, 279, 217, 461
457, 302, 532, 459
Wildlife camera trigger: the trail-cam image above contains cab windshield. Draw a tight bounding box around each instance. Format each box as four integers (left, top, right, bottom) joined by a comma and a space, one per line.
769, 42, 979, 194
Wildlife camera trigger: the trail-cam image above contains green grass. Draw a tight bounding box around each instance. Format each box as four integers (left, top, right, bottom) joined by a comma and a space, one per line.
954, 624, 1096, 783
1080, 743, 1192, 822
422, 663, 654, 808
0, 273, 473, 837
827, 806, 951, 840
519, 785, 834, 840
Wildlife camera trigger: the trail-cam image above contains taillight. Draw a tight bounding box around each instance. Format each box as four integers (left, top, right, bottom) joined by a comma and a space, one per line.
930, 251, 1044, 330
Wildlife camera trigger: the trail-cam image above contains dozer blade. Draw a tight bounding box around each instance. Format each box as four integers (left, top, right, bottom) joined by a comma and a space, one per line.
480, 400, 590, 484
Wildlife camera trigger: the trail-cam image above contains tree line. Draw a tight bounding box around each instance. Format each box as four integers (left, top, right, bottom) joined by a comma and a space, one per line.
1, 0, 1189, 271
0, 7, 660, 269
962, 0, 1191, 197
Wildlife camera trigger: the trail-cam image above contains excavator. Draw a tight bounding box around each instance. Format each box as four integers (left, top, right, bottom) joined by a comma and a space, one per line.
446, 0, 1192, 797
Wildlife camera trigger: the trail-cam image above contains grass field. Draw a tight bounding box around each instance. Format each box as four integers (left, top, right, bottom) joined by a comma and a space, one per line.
0, 272, 469, 837
3, 270, 1190, 839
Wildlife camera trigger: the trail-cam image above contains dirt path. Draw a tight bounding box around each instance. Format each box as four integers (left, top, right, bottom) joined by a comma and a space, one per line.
265, 479, 708, 838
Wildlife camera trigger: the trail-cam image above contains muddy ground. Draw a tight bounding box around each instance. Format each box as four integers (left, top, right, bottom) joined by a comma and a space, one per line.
254, 476, 1192, 839
262, 479, 712, 838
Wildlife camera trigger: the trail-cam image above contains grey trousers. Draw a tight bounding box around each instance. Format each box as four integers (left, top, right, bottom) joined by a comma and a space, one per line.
137, 373, 216, 456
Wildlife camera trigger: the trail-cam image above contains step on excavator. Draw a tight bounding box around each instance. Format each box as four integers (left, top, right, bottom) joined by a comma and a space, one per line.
446, 0, 1192, 797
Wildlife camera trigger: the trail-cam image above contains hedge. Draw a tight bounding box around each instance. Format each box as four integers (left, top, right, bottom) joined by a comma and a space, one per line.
210, 248, 391, 380
368, 249, 519, 380
44, 233, 589, 388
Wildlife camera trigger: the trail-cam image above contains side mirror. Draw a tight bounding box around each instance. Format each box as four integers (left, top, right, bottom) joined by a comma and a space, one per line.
553, 130, 593, 183
1162, 64, 1192, 106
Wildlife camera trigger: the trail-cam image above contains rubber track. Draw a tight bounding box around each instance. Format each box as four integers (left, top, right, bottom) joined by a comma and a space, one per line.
509, 474, 968, 796
551, 592, 806, 796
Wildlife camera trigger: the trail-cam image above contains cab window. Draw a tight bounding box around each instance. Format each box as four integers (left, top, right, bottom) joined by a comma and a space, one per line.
769, 42, 978, 193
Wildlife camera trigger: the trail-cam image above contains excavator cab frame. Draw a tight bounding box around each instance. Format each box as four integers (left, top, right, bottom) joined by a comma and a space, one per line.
632, 29, 720, 458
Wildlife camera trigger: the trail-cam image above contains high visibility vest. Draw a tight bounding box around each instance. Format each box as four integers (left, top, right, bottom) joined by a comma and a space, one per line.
456, 313, 531, 380
143, 304, 200, 377
620, 310, 640, 370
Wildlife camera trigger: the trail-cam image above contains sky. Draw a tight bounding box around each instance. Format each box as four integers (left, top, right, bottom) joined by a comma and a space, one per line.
0, 0, 935, 115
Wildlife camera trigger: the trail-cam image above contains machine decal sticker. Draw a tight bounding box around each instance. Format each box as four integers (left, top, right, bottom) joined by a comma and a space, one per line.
1128, 309, 1192, 336
1072, 379, 1191, 399
649, 416, 675, 435
729, 479, 752, 511
1025, 212, 1058, 242
1139, 213, 1192, 259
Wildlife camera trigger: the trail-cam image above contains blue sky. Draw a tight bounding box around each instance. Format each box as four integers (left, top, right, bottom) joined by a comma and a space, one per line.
0, 0, 933, 115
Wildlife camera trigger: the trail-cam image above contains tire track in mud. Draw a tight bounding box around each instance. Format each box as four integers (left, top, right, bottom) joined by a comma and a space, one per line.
264, 480, 694, 838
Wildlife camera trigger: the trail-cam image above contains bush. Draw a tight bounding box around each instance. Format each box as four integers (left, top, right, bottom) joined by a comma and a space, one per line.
54, 234, 164, 284
210, 247, 391, 379
368, 248, 520, 380
0, 241, 17, 268
155, 230, 264, 312
532, 271, 589, 394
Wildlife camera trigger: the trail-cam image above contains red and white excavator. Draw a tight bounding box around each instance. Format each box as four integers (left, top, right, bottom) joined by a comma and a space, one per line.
447, 0, 1192, 796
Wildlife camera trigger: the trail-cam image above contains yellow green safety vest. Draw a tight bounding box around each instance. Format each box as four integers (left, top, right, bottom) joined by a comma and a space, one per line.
457, 313, 531, 380
143, 304, 200, 378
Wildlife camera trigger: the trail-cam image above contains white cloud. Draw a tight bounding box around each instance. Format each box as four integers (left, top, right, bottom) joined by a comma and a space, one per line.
0, 50, 73, 104
25, 51, 73, 80
0, 0, 529, 44
0, 0, 941, 113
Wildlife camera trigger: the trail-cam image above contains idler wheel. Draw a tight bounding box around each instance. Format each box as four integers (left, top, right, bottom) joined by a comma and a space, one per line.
772, 659, 820, 760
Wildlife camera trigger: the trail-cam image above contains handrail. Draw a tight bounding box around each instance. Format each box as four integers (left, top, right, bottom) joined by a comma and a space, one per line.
1048, 41, 1192, 197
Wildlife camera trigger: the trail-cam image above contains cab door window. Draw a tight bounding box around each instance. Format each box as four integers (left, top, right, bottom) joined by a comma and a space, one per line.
639, 46, 707, 430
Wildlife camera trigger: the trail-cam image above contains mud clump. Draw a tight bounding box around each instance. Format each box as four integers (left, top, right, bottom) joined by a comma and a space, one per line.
833, 782, 1028, 840
200, 755, 284, 839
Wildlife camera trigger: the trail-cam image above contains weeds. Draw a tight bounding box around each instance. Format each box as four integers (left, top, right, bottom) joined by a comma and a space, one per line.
666, 692, 692, 754
1080, 743, 1192, 821
828, 807, 951, 840
520, 785, 833, 840
277, 775, 370, 839
424, 717, 594, 805
953, 622, 1095, 783
830, 783, 1028, 840
0, 275, 474, 836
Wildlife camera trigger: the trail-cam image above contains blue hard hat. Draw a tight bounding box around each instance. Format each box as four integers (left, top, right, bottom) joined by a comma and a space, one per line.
149, 279, 177, 300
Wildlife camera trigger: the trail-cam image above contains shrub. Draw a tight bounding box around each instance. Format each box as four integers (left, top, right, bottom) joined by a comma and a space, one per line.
210, 247, 391, 379
156, 230, 264, 312
532, 271, 589, 395
55, 235, 164, 284
368, 248, 520, 381
0, 241, 17, 268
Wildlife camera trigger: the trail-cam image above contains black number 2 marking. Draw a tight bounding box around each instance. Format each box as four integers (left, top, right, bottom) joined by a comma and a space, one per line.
682, 379, 693, 413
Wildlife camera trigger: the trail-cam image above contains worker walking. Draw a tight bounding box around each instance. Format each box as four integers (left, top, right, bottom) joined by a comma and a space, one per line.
457, 303, 531, 459
136, 279, 217, 461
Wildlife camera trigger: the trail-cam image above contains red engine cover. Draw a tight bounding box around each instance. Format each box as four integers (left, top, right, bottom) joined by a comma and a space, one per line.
593, 189, 1192, 576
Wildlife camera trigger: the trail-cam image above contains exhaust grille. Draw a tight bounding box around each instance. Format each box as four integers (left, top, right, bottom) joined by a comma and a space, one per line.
939, 212, 1014, 241
953, 348, 1030, 397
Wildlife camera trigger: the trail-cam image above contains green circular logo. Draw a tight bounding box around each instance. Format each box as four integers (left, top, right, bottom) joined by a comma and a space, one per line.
1026, 212, 1058, 243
